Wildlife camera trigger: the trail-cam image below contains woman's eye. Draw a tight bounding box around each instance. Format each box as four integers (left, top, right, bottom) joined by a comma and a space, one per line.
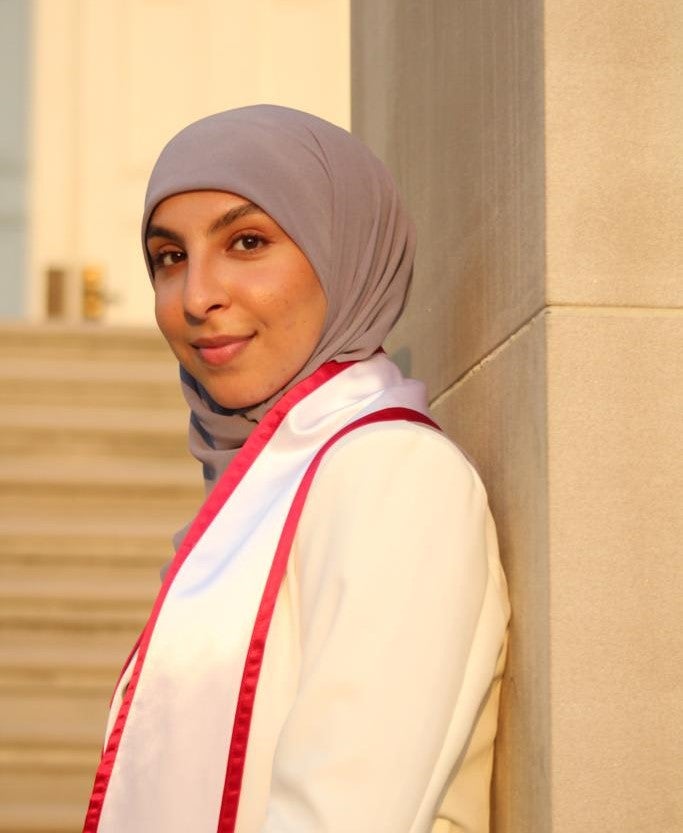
232, 234, 265, 252
151, 250, 184, 270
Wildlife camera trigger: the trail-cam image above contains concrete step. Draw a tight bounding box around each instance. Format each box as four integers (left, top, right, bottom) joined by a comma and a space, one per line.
0, 562, 162, 609
0, 542, 162, 628
0, 324, 207, 829
1, 642, 133, 759
1, 494, 198, 533
0, 455, 199, 485
0, 457, 203, 529
0, 356, 180, 383
1, 683, 110, 750
0, 582, 154, 633
1, 511, 194, 540
0, 404, 190, 460
0, 530, 175, 567
1, 594, 154, 630
0, 639, 140, 829
0, 322, 172, 362
0, 626, 139, 679
1, 364, 186, 410
0, 744, 96, 833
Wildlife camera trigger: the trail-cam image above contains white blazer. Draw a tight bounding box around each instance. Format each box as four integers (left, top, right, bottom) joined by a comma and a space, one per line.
86, 355, 509, 833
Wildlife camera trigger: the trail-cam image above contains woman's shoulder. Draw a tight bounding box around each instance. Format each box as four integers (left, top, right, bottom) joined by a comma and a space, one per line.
293, 412, 507, 632
293, 417, 494, 582
312, 416, 486, 501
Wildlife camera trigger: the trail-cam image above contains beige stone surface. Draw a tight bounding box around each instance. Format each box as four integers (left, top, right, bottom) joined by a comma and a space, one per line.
545, 309, 683, 831
545, 0, 683, 306
353, 1, 682, 830
352, 0, 546, 397
433, 309, 683, 831
431, 313, 551, 833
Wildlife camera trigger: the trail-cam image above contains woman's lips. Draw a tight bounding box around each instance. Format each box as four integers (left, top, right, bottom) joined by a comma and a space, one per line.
192, 335, 254, 366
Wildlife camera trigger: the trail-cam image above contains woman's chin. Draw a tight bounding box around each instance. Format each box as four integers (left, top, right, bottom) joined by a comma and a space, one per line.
200, 379, 278, 412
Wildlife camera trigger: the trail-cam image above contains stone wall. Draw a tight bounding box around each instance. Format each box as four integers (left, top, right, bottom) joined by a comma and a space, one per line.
352, 2, 682, 830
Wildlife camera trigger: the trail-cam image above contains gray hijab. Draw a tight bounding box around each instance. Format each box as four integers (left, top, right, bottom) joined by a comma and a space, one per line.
143, 105, 415, 493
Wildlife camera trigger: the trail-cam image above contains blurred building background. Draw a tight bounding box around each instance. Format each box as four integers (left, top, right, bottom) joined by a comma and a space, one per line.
1, 0, 349, 324
1, 1, 349, 830
1, 1, 682, 832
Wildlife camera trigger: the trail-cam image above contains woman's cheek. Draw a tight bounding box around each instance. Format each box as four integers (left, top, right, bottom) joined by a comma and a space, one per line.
154, 287, 179, 336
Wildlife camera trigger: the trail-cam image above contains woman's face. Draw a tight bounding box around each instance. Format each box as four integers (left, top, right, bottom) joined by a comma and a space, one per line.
148, 190, 327, 409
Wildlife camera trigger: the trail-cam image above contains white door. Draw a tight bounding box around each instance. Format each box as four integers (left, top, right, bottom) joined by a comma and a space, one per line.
28, 0, 349, 325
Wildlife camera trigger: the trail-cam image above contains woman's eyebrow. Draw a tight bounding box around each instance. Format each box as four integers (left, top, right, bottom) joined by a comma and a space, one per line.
208, 202, 264, 235
145, 202, 264, 247
146, 225, 183, 245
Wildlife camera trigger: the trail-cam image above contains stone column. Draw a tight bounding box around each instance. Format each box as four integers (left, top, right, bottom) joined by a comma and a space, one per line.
0, 0, 31, 318
352, 2, 682, 831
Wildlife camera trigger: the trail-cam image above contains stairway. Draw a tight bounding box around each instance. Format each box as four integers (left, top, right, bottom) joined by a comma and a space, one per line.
0, 324, 204, 832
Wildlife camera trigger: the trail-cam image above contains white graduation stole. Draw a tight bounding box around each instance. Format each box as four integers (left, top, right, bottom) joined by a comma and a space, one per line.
83, 354, 436, 833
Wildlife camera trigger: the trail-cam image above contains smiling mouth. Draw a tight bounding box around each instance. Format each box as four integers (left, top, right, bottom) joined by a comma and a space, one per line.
192, 334, 254, 366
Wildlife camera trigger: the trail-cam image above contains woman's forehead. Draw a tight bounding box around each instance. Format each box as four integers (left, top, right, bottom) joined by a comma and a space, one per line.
149, 190, 261, 224
146, 193, 288, 253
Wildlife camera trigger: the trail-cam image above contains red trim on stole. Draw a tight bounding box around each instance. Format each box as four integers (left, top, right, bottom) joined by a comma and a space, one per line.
216, 407, 439, 833
82, 359, 354, 833
107, 635, 141, 710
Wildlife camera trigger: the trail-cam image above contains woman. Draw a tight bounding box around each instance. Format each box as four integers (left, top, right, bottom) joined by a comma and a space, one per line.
83, 105, 509, 833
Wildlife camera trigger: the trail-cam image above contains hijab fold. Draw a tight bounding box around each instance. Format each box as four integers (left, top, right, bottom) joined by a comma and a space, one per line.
143, 105, 416, 493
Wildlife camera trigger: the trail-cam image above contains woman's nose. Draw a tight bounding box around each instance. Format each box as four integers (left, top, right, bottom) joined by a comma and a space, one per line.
182, 257, 231, 320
